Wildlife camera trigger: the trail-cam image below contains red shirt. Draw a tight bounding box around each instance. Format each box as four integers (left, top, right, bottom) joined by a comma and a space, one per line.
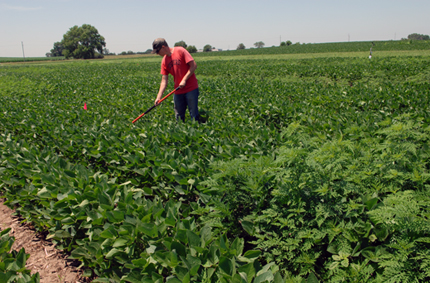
161, 47, 198, 94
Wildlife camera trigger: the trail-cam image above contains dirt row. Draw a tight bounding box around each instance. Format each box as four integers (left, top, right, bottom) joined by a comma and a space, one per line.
0, 199, 84, 283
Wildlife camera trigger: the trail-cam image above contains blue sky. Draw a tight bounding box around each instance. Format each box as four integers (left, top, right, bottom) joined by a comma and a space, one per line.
1, 0, 429, 57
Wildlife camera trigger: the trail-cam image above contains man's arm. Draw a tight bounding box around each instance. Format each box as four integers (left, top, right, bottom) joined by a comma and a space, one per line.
155, 75, 169, 105
178, 60, 197, 89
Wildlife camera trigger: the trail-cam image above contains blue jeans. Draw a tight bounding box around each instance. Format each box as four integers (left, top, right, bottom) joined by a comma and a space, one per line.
173, 88, 200, 122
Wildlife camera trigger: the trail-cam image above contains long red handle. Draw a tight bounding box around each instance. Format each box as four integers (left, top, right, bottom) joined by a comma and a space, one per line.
132, 87, 179, 124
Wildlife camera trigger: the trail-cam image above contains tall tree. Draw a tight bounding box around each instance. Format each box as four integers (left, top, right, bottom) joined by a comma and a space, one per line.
174, 40, 187, 48
237, 43, 245, 50
50, 41, 64, 57
186, 45, 197, 53
254, 41, 265, 48
203, 44, 212, 52
61, 24, 106, 59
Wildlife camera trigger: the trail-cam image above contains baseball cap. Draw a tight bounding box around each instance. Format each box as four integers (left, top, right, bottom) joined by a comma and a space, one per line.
152, 38, 168, 54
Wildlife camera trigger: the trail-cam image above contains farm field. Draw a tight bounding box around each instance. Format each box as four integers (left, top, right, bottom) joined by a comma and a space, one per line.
1, 42, 430, 282
0, 57, 66, 63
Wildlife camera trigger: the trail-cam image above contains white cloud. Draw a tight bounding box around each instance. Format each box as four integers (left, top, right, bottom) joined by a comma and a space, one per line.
1, 4, 42, 11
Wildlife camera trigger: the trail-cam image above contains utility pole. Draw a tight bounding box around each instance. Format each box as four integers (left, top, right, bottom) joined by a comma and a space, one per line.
21, 41, 26, 62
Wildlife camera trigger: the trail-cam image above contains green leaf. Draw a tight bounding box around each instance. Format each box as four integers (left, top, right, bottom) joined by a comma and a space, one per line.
113, 238, 128, 248
361, 247, 378, 262
175, 229, 188, 244
105, 248, 121, 259
329, 261, 339, 270
232, 273, 246, 283
230, 237, 244, 257
341, 258, 349, 267
187, 230, 201, 247
241, 221, 255, 236
375, 227, 389, 241
64, 169, 76, 178
70, 247, 89, 259
131, 258, 147, 268
240, 250, 261, 262
37, 187, 52, 199
181, 271, 190, 283
78, 199, 90, 207
274, 272, 285, 283
238, 263, 256, 283
137, 223, 158, 238
98, 192, 112, 209
14, 248, 27, 271
307, 272, 319, 283
154, 251, 179, 268
170, 241, 186, 258
219, 257, 233, 276
0, 272, 14, 283
61, 217, 75, 225
185, 255, 201, 276
41, 174, 55, 184
174, 266, 188, 281
121, 271, 147, 283
107, 211, 125, 223
365, 198, 378, 210
254, 271, 273, 283
200, 226, 212, 247
166, 277, 181, 283
100, 228, 116, 239
47, 230, 71, 239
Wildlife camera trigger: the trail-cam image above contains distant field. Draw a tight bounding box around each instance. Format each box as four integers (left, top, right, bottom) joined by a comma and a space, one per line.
0, 56, 65, 63
194, 39, 430, 57
1, 40, 429, 64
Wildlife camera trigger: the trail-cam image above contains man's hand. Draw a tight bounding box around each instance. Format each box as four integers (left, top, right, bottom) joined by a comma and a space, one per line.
177, 61, 196, 89
178, 79, 186, 89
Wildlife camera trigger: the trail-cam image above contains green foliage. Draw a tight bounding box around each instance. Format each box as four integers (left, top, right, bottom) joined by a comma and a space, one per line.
202, 110, 430, 281
1, 47, 430, 282
50, 41, 64, 57
237, 43, 246, 50
174, 41, 188, 48
0, 228, 40, 283
61, 24, 106, 59
203, 44, 212, 52
186, 45, 197, 54
407, 33, 430, 41
254, 41, 265, 48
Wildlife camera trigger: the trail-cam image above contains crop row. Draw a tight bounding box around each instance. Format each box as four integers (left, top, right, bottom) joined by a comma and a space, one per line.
0, 228, 40, 282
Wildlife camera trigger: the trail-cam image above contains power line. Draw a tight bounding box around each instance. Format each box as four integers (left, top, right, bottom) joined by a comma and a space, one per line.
21, 41, 26, 62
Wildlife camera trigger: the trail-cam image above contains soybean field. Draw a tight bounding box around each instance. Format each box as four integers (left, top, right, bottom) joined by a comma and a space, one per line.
1, 42, 430, 282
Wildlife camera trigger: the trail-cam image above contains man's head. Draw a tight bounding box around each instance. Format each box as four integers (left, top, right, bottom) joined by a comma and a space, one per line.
152, 38, 168, 54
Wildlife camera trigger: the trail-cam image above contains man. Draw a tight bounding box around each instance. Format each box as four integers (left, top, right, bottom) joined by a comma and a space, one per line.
152, 38, 200, 122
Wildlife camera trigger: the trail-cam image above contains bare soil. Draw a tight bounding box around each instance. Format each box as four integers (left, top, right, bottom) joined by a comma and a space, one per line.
0, 199, 85, 283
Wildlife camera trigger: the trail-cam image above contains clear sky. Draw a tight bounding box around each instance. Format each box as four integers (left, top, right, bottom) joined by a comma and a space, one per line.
1, 0, 429, 57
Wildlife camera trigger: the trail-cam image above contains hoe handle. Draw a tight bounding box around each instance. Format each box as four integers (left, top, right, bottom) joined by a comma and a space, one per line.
132, 87, 179, 124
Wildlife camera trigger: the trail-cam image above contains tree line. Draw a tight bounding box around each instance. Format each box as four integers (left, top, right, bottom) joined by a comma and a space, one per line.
402, 33, 430, 41
46, 25, 430, 59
